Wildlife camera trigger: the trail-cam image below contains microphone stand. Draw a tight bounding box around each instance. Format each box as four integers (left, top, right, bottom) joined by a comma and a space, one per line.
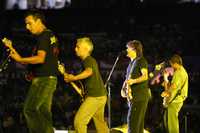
104, 53, 121, 130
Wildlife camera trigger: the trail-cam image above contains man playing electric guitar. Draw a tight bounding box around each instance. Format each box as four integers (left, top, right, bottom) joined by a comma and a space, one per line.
161, 54, 188, 133
2, 11, 59, 133
121, 40, 151, 133
64, 37, 109, 133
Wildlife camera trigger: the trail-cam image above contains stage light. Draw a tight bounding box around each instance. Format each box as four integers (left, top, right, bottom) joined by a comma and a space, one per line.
54, 130, 75, 133
54, 130, 68, 133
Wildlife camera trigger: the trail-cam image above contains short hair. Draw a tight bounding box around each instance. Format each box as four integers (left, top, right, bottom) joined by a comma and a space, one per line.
77, 37, 94, 54
126, 40, 143, 57
169, 54, 183, 65
25, 10, 46, 25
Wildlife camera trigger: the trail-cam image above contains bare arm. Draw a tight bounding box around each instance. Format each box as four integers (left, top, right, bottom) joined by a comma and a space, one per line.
73, 67, 93, 80
2, 38, 46, 64
19, 50, 46, 64
11, 50, 46, 64
64, 67, 93, 82
127, 68, 148, 85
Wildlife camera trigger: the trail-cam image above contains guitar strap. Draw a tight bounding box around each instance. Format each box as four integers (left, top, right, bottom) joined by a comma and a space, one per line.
168, 76, 187, 105
122, 58, 137, 90
126, 57, 142, 80
126, 59, 137, 80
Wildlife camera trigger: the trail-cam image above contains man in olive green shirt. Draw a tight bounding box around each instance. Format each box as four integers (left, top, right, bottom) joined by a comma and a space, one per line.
162, 54, 188, 133
64, 37, 109, 133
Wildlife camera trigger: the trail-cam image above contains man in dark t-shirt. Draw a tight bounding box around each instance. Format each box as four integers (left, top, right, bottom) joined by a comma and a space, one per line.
121, 40, 151, 133
3, 11, 58, 133
64, 37, 109, 133
82, 56, 107, 97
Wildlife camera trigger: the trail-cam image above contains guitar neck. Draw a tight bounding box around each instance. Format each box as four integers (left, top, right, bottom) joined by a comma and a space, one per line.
70, 82, 83, 96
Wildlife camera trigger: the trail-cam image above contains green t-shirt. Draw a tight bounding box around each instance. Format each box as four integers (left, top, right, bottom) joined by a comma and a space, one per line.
83, 56, 107, 97
170, 66, 188, 103
130, 56, 150, 101
32, 29, 59, 77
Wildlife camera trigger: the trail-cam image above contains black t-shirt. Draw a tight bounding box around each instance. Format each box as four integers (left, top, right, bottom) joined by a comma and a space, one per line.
130, 56, 150, 101
32, 29, 59, 77
83, 56, 107, 97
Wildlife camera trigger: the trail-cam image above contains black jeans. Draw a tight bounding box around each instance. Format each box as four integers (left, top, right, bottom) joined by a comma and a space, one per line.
127, 99, 149, 133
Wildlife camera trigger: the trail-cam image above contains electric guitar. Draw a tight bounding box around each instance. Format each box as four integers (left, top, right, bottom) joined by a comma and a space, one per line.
2, 37, 34, 81
121, 80, 133, 102
58, 61, 85, 101
161, 88, 171, 108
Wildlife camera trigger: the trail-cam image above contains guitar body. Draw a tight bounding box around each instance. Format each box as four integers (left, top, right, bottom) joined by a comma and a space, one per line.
161, 91, 171, 108
163, 97, 168, 108
121, 81, 133, 102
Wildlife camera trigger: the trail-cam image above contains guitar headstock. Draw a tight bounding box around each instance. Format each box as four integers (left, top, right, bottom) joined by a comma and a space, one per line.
1, 37, 13, 49
58, 61, 65, 75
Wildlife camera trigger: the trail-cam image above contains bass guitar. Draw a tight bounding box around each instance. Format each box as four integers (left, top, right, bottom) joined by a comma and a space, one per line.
121, 80, 133, 103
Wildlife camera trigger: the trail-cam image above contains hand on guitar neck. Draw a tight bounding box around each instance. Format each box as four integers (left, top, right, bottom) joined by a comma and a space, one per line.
1, 37, 22, 62
58, 61, 84, 100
